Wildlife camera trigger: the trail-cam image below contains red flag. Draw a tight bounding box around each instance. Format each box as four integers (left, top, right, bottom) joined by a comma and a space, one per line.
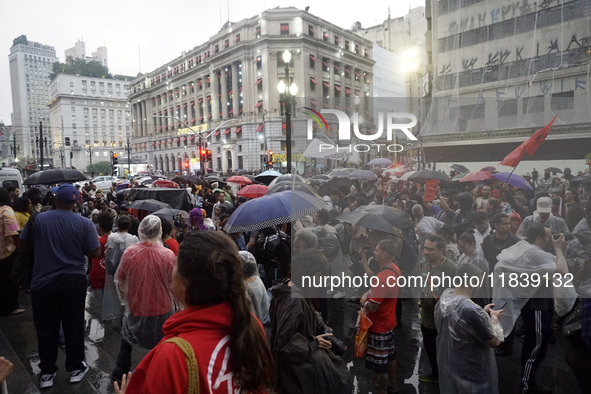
500, 116, 556, 167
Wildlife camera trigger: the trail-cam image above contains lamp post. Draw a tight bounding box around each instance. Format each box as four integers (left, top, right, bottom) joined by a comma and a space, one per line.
87, 144, 94, 177
154, 115, 239, 175
277, 50, 298, 174
126, 138, 131, 178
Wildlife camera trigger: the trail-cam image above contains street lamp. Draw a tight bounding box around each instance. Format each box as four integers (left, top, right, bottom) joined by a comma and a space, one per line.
154, 115, 240, 174
277, 49, 298, 173
87, 144, 94, 177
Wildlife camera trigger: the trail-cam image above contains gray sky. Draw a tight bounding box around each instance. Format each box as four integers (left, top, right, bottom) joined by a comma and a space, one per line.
0, 0, 423, 125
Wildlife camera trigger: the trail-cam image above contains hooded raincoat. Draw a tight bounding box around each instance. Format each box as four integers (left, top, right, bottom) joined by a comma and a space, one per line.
115, 215, 175, 347
435, 288, 503, 394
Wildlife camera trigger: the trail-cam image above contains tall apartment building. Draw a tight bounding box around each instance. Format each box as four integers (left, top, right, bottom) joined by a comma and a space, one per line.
48, 74, 131, 171
64, 40, 109, 68
128, 7, 374, 174
8, 35, 58, 164
421, 0, 591, 166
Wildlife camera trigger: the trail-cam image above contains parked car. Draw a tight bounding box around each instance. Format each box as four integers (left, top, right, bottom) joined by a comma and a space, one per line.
76, 176, 121, 190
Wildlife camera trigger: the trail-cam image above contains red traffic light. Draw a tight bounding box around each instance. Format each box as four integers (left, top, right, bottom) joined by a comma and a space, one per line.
200, 149, 206, 155
184, 161, 189, 168
269, 151, 273, 156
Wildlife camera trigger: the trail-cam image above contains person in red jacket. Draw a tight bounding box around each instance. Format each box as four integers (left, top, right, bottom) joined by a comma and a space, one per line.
89, 212, 114, 290
114, 230, 272, 394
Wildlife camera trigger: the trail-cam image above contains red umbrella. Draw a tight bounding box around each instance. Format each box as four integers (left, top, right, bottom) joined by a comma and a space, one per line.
152, 179, 179, 188
459, 171, 495, 183
226, 175, 253, 184
237, 184, 268, 198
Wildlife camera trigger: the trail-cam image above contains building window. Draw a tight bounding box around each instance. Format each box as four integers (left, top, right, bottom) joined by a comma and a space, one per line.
334, 35, 340, 45
235, 33, 240, 43
308, 24, 314, 36
255, 25, 261, 37
551, 91, 574, 110
345, 40, 350, 50
323, 32, 328, 41
498, 99, 517, 117
238, 156, 243, 169
322, 58, 329, 72
224, 39, 229, 49
309, 54, 316, 68
280, 23, 289, 35
523, 95, 545, 113
214, 44, 219, 54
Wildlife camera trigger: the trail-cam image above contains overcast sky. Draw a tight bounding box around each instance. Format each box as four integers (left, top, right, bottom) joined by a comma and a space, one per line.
0, 0, 423, 125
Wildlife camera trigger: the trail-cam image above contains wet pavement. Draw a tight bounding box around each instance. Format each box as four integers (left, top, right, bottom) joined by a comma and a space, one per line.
0, 289, 582, 393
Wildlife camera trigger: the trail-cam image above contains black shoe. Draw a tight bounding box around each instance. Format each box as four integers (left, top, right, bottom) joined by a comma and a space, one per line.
494, 347, 512, 356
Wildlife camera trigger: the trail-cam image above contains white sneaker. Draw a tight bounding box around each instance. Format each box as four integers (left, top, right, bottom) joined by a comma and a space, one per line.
69, 361, 89, 383
39, 372, 56, 389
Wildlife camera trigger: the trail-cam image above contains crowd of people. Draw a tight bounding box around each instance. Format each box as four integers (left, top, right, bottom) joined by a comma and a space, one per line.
0, 165, 589, 393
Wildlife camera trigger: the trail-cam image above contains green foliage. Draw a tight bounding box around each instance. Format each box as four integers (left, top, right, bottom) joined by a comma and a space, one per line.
87, 161, 112, 175
50, 57, 112, 81
585, 153, 591, 161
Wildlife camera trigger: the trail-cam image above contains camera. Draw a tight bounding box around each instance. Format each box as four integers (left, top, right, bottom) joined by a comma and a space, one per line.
324, 334, 347, 356
315, 311, 347, 356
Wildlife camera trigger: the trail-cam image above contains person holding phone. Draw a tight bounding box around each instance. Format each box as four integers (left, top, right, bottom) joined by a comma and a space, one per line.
435, 263, 504, 394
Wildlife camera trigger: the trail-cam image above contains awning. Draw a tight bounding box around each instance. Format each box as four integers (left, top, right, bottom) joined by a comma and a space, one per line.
228, 89, 232, 95
322, 60, 329, 67
223, 128, 231, 135
354, 70, 360, 77
323, 33, 328, 38
198, 80, 203, 86
309, 54, 317, 62
208, 114, 212, 119
282, 123, 286, 130
309, 27, 315, 34
256, 124, 264, 132
334, 85, 341, 91
190, 100, 195, 106
153, 127, 157, 132
334, 64, 340, 70
253, 57, 260, 64
214, 131, 220, 136
183, 103, 188, 108
345, 87, 351, 95
335, 105, 342, 110
152, 142, 156, 146
198, 97, 203, 103
355, 89, 361, 96
310, 99, 317, 106
176, 105, 180, 109
228, 109, 233, 114
233, 126, 242, 133
323, 102, 330, 108
255, 100, 263, 108
182, 136, 187, 142
323, 81, 330, 88
255, 78, 262, 86
199, 115, 204, 121
169, 139, 174, 143
175, 138, 180, 143
206, 95, 211, 100
310, 77, 317, 84
190, 135, 195, 140
191, 118, 196, 123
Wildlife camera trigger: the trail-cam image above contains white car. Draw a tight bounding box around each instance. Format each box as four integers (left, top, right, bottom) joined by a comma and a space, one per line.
76, 176, 121, 191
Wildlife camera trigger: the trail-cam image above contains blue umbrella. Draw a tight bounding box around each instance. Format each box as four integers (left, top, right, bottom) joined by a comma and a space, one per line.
367, 158, 392, 166
223, 190, 325, 233
493, 172, 533, 190
350, 170, 378, 180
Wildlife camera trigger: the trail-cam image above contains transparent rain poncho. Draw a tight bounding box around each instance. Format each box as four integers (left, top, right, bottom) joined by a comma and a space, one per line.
435, 288, 504, 394
492, 241, 556, 335
114, 215, 176, 348
102, 231, 140, 321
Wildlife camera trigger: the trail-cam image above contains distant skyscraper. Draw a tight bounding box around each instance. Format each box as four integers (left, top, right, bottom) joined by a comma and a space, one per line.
8, 35, 57, 163
65, 40, 108, 68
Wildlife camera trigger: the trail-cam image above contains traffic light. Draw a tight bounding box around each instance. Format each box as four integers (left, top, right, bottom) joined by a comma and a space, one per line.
206, 149, 212, 162
184, 161, 189, 169
111, 152, 119, 165
268, 151, 274, 168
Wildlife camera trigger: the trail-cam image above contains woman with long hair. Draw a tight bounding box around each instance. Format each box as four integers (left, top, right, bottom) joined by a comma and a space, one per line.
12, 196, 32, 230
114, 230, 272, 394
0, 187, 23, 315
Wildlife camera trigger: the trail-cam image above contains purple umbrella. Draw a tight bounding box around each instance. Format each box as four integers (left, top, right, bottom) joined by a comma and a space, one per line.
493, 172, 533, 190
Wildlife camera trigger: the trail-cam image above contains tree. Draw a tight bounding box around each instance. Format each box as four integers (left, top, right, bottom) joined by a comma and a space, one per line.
50, 57, 112, 81
87, 161, 112, 175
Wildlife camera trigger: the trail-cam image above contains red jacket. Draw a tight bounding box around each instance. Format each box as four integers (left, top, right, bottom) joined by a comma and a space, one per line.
126, 302, 264, 394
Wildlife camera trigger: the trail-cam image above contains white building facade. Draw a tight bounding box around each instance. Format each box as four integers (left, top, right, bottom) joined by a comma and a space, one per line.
48, 74, 131, 172
128, 7, 375, 175
8, 35, 58, 165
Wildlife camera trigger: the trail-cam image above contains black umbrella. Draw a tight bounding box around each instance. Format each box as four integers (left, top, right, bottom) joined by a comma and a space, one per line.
408, 169, 452, 183
450, 164, 470, 173
128, 199, 172, 212
172, 175, 203, 185
355, 205, 414, 228
544, 167, 563, 174
23, 169, 88, 185
205, 175, 224, 182
152, 208, 189, 223
337, 211, 399, 234
266, 182, 320, 197
570, 174, 591, 184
